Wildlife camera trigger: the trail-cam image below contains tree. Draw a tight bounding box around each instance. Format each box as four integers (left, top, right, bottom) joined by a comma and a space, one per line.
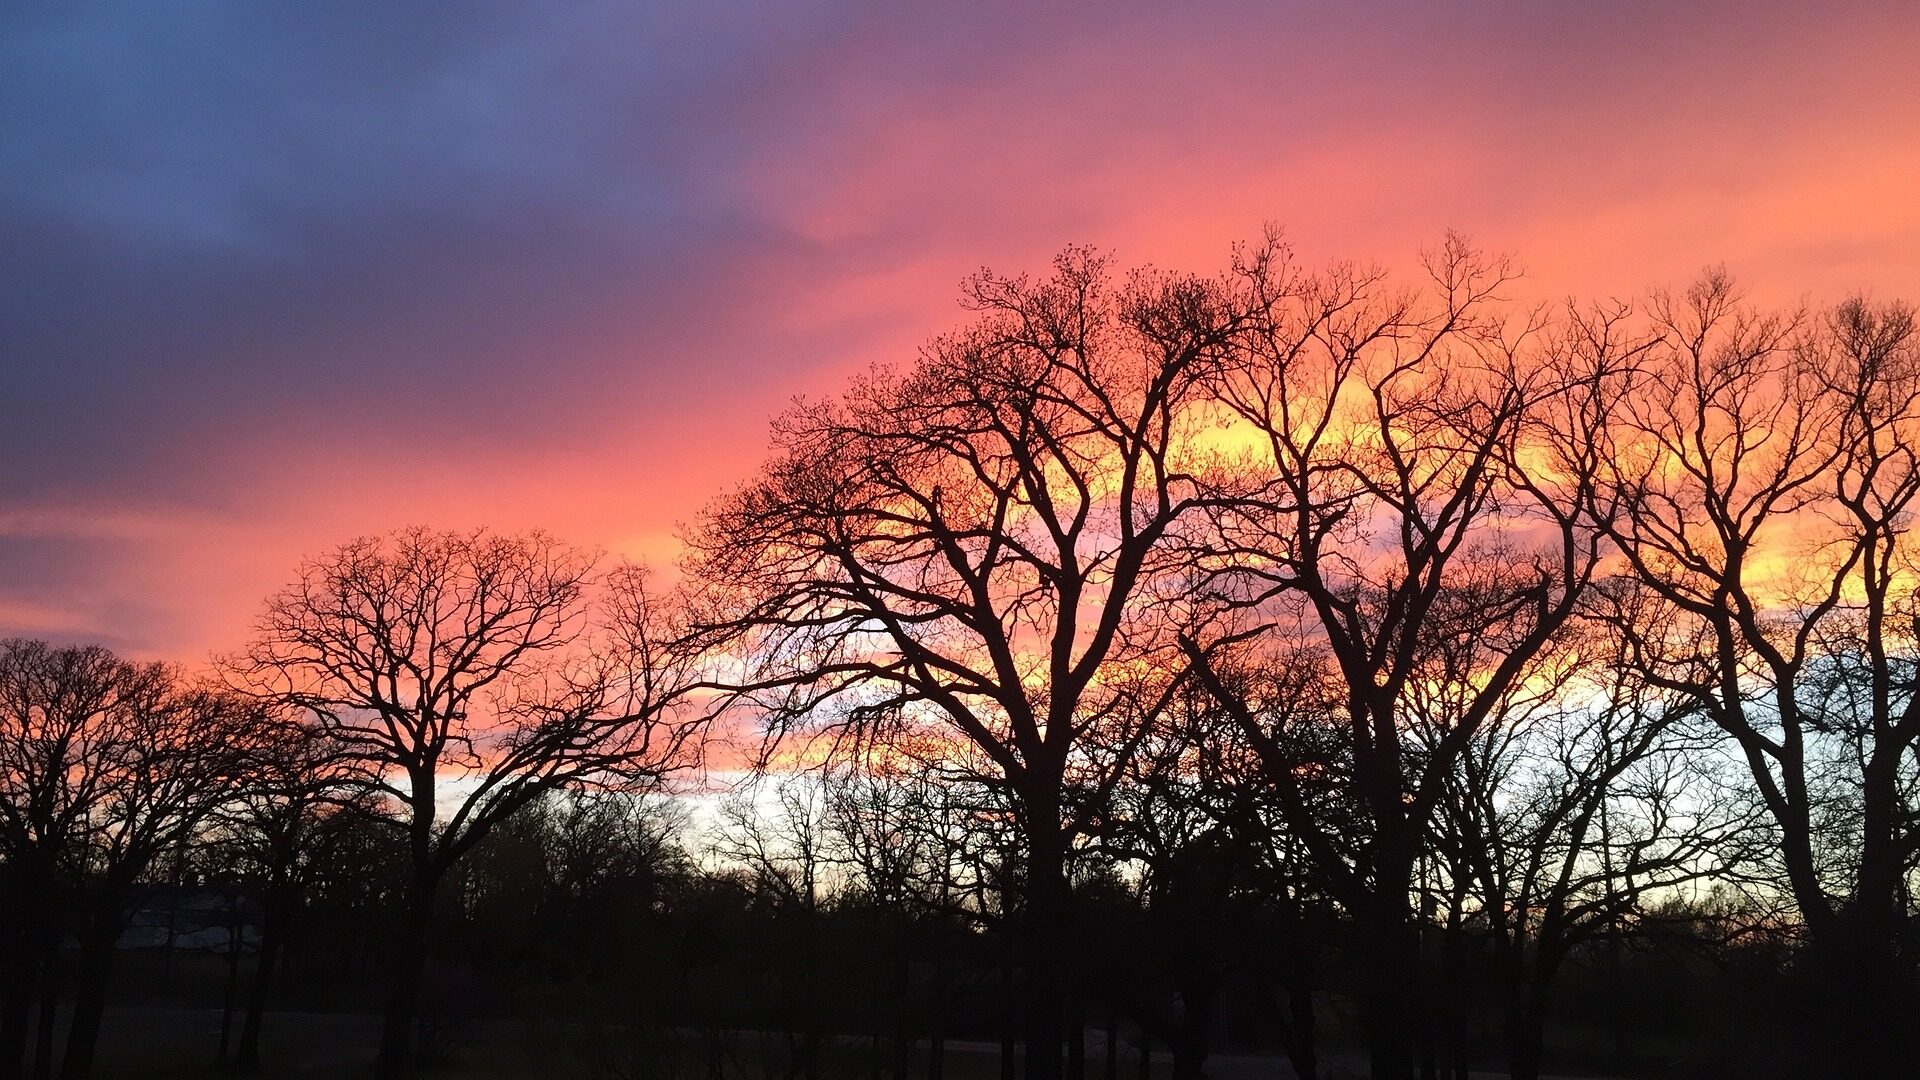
0, 642, 145, 1080
201, 714, 357, 1071
1179, 237, 1621, 1079
56, 680, 261, 1080
829, 743, 1013, 1080
818, 761, 940, 1080
1422, 610, 1759, 1080
1089, 677, 1279, 1080
1594, 279, 1920, 1072
0, 643, 97, 1080
0, 643, 257, 1080
537, 788, 691, 976
710, 776, 836, 1080
685, 245, 1265, 1080
233, 527, 699, 1077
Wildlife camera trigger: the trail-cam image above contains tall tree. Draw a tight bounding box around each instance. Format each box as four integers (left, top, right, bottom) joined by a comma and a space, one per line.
1595, 279, 1920, 1072
234, 527, 698, 1077
1180, 238, 1622, 1080
684, 245, 1263, 1080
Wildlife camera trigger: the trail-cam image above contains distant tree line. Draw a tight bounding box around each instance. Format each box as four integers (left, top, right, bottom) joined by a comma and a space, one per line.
1, 232, 1916, 1080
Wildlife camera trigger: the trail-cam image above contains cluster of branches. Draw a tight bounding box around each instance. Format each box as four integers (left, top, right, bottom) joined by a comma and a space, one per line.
681, 233, 1920, 1080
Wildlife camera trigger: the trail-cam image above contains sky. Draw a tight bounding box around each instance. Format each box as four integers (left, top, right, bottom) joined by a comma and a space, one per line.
5, 1, 1920, 661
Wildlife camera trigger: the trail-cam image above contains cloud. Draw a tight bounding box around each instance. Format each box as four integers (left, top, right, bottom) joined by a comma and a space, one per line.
4, 0, 1918, 657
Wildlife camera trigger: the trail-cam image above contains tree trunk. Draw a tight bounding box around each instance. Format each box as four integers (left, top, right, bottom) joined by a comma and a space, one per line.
1066, 1002, 1085, 1080
1437, 884, 1469, 1080
57, 888, 124, 1080
1358, 890, 1419, 1080
928, 932, 948, 1080
375, 878, 437, 1079
1167, 1026, 1203, 1080
1104, 1011, 1117, 1080
30, 948, 56, 1080
0, 925, 29, 1080
0, 968, 25, 1080
1284, 982, 1318, 1080
1023, 831, 1071, 1080
236, 899, 289, 1071
217, 967, 238, 1067
1503, 995, 1545, 1080
0, 864, 53, 1080
792, 902, 823, 1080
1170, 981, 1214, 1080
999, 939, 1016, 1080
1604, 926, 1626, 1064
1810, 904, 1912, 1077
1416, 887, 1436, 1080
1266, 912, 1319, 1080
891, 921, 913, 1080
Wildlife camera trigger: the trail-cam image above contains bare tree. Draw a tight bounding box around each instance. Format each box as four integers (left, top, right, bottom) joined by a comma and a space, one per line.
711, 777, 832, 915
200, 713, 358, 1071
817, 754, 984, 1080
540, 788, 690, 944
232, 527, 699, 1077
57, 676, 262, 1080
832, 743, 1017, 1080
684, 246, 1263, 1080
1095, 737, 1246, 1080
1179, 237, 1622, 1080
1421, 609, 1760, 1080
0, 642, 145, 1080
1119, 657, 1340, 1080
1595, 279, 1920, 1071
709, 776, 837, 1080
0, 644, 256, 1080
0, 638, 130, 1076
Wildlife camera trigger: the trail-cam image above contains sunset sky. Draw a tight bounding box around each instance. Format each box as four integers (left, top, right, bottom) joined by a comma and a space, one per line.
6, 1, 1920, 661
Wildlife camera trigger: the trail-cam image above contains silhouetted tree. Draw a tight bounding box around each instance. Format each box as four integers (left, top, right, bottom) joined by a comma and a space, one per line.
1423, 615, 1759, 1080
539, 789, 691, 975
685, 245, 1267, 1080
58, 680, 263, 1080
1089, 679, 1271, 1080
1180, 236, 1620, 1080
0, 642, 147, 1080
818, 754, 991, 1080
233, 527, 699, 1077
200, 715, 358, 1071
711, 776, 837, 1080
0, 644, 260, 1080
1124, 670, 1334, 1080
1594, 281, 1920, 1073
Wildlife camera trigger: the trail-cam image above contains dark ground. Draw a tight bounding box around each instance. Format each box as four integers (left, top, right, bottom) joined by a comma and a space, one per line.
45, 1003, 1635, 1080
